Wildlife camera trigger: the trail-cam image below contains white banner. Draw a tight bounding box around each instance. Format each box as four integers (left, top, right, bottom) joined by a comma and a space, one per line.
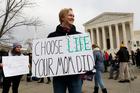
32, 33, 95, 77
2, 56, 29, 77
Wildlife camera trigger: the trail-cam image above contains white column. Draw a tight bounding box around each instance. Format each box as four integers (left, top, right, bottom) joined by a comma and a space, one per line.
96, 27, 100, 47
90, 29, 94, 44
109, 25, 113, 49
122, 23, 127, 46
115, 24, 120, 49
102, 26, 107, 50
129, 21, 134, 50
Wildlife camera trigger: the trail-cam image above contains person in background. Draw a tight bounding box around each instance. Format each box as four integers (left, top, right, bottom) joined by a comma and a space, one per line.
92, 44, 108, 93
0, 49, 8, 88
37, 77, 51, 84
131, 50, 135, 65
108, 56, 119, 80
104, 51, 109, 72
136, 48, 140, 68
117, 44, 130, 83
0, 43, 23, 93
37, 78, 44, 83
109, 53, 113, 65
46, 77, 51, 84
47, 8, 82, 93
26, 53, 32, 82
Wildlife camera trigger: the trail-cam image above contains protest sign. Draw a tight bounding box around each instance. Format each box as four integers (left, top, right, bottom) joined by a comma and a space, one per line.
32, 33, 95, 77
2, 56, 29, 77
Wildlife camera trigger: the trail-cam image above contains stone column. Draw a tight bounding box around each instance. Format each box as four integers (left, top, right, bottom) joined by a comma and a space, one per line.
96, 27, 100, 47
102, 26, 107, 50
115, 24, 120, 49
129, 21, 134, 50
109, 25, 113, 49
122, 22, 127, 46
90, 29, 94, 44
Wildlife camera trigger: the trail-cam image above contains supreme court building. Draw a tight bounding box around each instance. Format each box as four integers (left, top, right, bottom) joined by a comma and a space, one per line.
83, 12, 134, 52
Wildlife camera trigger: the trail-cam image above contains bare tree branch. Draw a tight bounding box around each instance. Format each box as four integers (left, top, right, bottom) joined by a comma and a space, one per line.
1, 18, 42, 37
0, 13, 5, 19
0, 0, 10, 37
5, 2, 24, 27
0, 0, 42, 39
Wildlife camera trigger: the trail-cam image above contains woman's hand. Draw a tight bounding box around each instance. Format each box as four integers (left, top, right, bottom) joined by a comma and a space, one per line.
28, 64, 31, 69
0, 63, 3, 68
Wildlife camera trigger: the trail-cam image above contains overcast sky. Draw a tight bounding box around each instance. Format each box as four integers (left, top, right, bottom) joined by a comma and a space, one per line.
13, 0, 140, 42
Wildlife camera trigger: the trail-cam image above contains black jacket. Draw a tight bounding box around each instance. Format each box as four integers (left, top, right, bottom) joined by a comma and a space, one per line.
0, 50, 8, 63
116, 47, 130, 62
48, 25, 80, 38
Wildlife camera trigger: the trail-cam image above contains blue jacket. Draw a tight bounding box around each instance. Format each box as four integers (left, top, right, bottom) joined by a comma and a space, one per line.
93, 48, 104, 72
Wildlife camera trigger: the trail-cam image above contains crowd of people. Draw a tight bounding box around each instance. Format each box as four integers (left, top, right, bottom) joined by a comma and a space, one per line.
105, 45, 139, 82
0, 8, 139, 93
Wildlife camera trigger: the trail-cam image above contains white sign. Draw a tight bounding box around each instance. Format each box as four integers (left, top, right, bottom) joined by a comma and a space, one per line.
32, 33, 95, 77
2, 56, 29, 77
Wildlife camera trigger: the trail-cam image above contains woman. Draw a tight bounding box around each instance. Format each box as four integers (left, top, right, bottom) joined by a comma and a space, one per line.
48, 8, 82, 93
1, 43, 23, 93
93, 44, 108, 93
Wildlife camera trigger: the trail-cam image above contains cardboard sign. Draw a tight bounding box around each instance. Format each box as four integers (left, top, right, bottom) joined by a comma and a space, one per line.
2, 56, 29, 77
32, 33, 95, 77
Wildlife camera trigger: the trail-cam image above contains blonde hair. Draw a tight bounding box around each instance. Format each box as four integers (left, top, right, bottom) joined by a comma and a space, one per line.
59, 8, 73, 24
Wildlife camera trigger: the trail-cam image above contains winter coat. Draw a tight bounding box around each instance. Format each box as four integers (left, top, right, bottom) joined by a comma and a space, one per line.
48, 24, 80, 38
116, 47, 129, 62
104, 52, 109, 61
0, 50, 8, 63
136, 50, 140, 66
93, 48, 104, 72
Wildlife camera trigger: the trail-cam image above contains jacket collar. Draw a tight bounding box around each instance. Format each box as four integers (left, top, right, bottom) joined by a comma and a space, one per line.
55, 24, 76, 35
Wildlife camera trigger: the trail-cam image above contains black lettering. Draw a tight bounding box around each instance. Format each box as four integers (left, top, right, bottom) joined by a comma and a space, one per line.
50, 40, 55, 54
41, 42, 45, 55
76, 56, 82, 72
32, 59, 39, 76
56, 57, 64, 75
57, 40, 63, 54
43, 59, 48, 76
63, 57, 68, 74
34, 42, 40, 56
48, 58, 54, 75
68, 56, 76, 73
38, 59, 45, 77
81, 55, 87, 72
46, 41, 51, 54
87, 55, 95, 70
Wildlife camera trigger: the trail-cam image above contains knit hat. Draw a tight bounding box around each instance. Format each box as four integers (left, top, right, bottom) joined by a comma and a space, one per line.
13, 43, 22, 48
120, 44, 125, 48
